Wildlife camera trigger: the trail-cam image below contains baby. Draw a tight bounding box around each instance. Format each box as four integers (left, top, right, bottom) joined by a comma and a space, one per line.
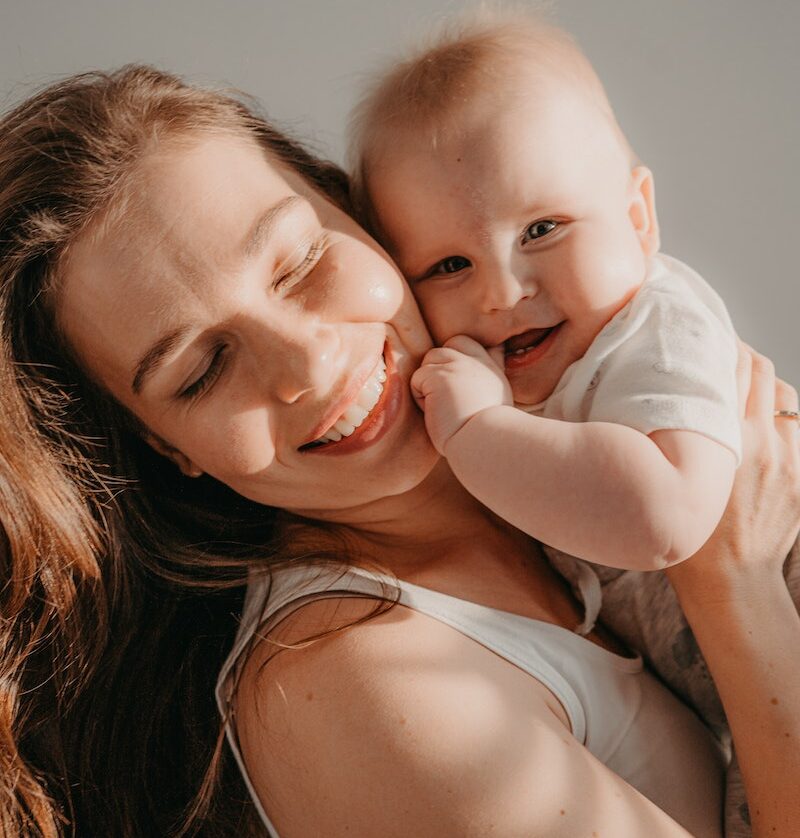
348, 12, 798, 838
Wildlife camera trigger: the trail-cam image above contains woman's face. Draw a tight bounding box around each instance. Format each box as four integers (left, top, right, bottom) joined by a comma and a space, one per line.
58, 133, 437, 516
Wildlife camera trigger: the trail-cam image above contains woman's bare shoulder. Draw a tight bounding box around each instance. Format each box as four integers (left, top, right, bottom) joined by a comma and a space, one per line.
234, 597, 690, 837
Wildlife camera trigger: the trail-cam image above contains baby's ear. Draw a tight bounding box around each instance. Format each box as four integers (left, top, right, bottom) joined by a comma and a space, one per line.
628, 166, 660, 257
144, 433, 204, 478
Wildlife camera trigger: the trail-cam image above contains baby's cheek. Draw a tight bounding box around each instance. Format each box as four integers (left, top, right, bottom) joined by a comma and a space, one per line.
568, 235, 645, 312
413, 286, 466, 345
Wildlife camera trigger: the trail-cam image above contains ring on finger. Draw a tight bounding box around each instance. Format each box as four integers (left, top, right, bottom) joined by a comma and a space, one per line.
774, 409, 800, 425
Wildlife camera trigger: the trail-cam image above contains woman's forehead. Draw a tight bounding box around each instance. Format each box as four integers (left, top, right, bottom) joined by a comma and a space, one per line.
56, 135, 308, 395
67, 135, 310, 299
128, 134, 298, 241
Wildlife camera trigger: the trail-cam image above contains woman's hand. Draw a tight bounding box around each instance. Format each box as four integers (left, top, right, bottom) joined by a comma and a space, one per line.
667, 343, 800, 608
666, 343, 800, 837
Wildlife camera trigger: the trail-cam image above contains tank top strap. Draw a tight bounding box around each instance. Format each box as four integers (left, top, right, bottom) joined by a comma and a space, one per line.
216, 562, 588, 749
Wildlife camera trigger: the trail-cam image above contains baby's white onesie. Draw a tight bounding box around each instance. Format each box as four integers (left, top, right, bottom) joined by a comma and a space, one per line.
526, 253, 741, 462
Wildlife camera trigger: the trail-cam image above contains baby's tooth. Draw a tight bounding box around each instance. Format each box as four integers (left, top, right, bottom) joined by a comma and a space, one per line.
323, 428, 342, 442
344, 405, 369, 426
376, 369, 387, 383
366, 379, 383, 395
334, 419, 356, 437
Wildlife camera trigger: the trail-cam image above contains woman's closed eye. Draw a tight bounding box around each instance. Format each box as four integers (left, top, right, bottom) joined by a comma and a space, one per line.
521, 219, 558, 244
180, 344, 229, 401
177, 237, 328, 402
275, 237, 326, 291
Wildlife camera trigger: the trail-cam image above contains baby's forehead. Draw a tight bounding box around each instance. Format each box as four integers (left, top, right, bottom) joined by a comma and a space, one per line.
372, 57, 616, 177
380, 76, 618, 185
351, 16, 635, 225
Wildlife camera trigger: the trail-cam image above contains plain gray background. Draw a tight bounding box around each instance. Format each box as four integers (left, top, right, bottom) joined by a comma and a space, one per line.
2, 0, 798, 382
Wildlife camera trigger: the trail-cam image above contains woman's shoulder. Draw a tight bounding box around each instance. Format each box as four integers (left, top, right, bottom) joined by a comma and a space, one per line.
234, 597, 558, 831
231, 596, 689, 837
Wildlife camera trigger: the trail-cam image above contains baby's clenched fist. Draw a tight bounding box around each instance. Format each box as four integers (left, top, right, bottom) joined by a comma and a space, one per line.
410, 335, 513, 455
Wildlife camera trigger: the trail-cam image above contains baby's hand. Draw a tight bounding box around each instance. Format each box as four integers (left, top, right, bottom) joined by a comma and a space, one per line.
410, 335, 512, 455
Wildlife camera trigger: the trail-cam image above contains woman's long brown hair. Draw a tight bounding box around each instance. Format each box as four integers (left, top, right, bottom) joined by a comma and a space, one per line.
0, 66, 354, 836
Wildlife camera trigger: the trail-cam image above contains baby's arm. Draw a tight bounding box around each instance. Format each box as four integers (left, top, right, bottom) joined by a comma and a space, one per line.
450, 408, 735, 570
412, 336, 736, 571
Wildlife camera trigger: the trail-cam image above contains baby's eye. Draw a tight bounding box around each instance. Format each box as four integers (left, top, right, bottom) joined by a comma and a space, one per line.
522, 219, 558, 243
431, 255, 471, 276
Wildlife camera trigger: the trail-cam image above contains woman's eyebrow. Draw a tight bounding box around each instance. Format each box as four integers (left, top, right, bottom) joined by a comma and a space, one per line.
131, 325, 192, 395
244, 195, 305, 258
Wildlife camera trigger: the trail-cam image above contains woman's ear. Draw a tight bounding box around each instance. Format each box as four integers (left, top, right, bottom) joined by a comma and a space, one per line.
628, 166, 660, 257
144, 433, 203, 478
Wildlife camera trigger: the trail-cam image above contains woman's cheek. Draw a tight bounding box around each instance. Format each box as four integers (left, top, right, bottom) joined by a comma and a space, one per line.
365, 271, 405, 319
191, 411, 277, 481
326, 236, 405, 317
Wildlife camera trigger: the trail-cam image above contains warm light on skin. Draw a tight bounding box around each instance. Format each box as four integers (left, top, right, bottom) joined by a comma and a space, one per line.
58, 134, 438, 515
366, 74, 658, 406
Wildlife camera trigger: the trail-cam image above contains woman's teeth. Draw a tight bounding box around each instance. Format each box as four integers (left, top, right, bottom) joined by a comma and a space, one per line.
315, 356, 387, 444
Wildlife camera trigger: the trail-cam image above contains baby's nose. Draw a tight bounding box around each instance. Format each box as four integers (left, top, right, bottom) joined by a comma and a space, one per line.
481, 266, 537, 312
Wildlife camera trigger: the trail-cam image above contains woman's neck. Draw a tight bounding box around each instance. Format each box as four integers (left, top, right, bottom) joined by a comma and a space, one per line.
287, 460, 587, 633
298, 459, 535, 580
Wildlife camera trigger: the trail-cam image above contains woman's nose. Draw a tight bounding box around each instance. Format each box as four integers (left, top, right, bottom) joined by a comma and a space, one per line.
252, 318, 341, 405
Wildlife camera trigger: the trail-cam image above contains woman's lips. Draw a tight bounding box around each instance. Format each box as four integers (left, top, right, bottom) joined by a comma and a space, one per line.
300, 345, 402, 456
503, 322, 564, 372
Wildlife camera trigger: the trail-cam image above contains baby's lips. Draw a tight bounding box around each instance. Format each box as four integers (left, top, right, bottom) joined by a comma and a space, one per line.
504, 326, 553, 354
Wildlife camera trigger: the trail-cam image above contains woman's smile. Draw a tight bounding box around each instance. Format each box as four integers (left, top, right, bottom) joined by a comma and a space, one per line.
300, 343, 404, 455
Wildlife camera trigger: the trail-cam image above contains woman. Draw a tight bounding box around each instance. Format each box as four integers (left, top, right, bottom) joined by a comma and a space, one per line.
0, 66, 798, 837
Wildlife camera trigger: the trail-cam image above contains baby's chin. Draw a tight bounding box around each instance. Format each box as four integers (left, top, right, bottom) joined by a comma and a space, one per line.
508, 377, 559, 409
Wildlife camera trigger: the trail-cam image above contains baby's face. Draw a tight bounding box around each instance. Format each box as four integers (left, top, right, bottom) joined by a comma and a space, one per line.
366, 82, 657, 405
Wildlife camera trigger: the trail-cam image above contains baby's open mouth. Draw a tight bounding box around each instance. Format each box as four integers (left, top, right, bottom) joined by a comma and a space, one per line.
504, 323, 562, 356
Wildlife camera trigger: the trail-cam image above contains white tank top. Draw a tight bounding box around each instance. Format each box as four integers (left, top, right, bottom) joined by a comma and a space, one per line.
216, 563, 725, 837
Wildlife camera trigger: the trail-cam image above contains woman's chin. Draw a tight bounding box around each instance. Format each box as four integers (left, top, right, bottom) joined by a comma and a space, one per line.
227, 388, 439, 516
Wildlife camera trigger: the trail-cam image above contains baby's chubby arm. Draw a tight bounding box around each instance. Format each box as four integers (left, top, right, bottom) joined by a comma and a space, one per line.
412, 336, 736, 571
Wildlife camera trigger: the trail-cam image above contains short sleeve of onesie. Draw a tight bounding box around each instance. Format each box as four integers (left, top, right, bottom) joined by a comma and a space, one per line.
537, 254, 742, 463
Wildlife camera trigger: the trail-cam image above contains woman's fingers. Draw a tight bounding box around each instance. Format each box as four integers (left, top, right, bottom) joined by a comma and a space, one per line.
774, 378, 799, 412
744, 345, 776, 423
774, 378, 800, 448
734, 341, 753, 419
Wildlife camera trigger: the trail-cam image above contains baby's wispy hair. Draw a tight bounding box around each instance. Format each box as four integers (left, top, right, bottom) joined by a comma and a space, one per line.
347, 3, 622, 216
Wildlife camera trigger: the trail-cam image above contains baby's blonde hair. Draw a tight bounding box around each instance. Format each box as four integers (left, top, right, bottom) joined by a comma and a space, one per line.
348, 5, 631, 213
